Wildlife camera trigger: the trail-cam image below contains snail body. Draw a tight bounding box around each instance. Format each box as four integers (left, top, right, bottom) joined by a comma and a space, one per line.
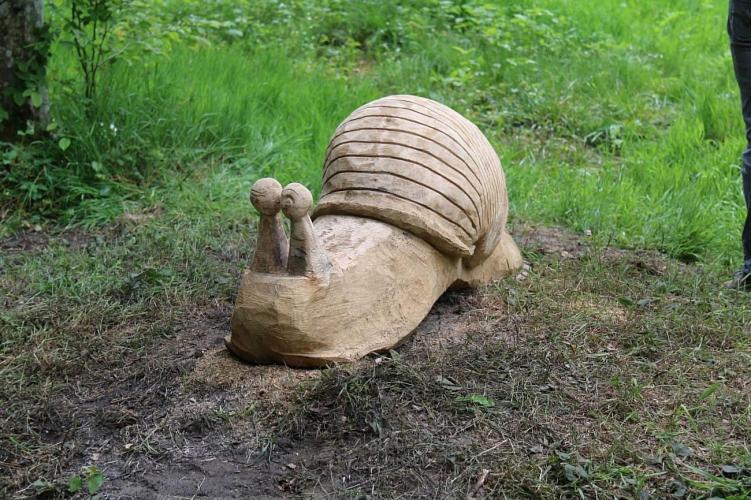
226, 95, 522, 367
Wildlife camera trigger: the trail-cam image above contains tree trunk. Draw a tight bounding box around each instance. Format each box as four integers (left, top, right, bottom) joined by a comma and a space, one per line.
0, 0, 50, 142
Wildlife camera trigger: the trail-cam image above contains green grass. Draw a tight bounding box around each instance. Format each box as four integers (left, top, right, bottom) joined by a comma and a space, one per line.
3, 223, 749, 497
1, 0, 747, 267
2, 0, 751, 497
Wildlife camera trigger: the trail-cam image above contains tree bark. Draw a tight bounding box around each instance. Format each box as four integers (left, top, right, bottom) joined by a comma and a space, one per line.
0, 0, 50, 142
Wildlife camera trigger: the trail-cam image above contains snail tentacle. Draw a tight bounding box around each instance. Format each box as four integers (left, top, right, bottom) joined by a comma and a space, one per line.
249, 178, 288, 274
281, 183, 332, 277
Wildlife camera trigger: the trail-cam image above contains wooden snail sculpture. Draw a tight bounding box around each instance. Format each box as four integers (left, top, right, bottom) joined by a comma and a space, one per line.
226, 95, 522, 367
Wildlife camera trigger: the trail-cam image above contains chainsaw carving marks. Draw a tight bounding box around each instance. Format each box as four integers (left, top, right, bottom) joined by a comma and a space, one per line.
226, 95, 522, 367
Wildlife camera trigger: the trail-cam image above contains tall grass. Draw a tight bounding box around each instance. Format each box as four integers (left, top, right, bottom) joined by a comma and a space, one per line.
2, 0, 746, 266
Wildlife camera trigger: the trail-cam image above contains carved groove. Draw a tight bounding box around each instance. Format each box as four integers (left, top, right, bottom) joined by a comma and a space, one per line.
383, 96, 503, 220
328, 125, 485, 196
323, 169, 478, 235
323, 154, 480, 223
321, 187, 474, 239
327, 114, 483, 188
389, 99, 499, 189
363, 99, 490, 178
324, 141, 482, 218
316, 94, 508, 259
356, 103, 485, 174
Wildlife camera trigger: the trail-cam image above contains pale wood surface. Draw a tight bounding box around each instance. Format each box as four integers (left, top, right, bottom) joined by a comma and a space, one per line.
249, 178, 288, 273
315, 95, 508, 262
226, 95, 522, 367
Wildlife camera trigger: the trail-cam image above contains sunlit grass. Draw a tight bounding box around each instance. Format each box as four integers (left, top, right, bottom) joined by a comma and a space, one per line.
2, 0, 746, 268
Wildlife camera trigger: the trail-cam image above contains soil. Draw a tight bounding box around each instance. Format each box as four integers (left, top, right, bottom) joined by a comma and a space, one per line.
7, 227, 557, 498
59, 290, 506, 498
0, 227, 92, 253
4, 223, 739, 499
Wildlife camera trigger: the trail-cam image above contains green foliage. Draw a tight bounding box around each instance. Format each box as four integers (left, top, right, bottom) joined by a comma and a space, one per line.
13, 24, 52, 104
1, 0, 747, 267
66, 465, 105, 495
67, 474, 82, 493
61, 0, 123, 100
0, 10, 52, 136
455, 393, 496, 408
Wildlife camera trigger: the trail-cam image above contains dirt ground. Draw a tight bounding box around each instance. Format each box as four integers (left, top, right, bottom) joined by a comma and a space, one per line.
2, 224, 750, 499
5, 270, 513, 498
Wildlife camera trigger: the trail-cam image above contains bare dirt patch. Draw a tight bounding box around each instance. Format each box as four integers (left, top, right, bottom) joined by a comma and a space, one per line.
2, 224, 750, 498
53, 290, 513, 498
0, 227, 92, 254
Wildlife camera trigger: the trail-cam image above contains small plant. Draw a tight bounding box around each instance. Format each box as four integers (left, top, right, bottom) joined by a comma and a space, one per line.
67, 465, 105, 497
455, 393, 496, 408
59, 0, 125, 101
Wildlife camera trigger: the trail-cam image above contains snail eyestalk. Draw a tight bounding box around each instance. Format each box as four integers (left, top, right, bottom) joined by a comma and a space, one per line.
281, 183, 331, 277
249, 178, 288, 274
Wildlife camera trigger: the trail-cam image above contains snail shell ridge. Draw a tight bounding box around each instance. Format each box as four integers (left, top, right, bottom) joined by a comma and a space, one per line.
313, 94, 508, 264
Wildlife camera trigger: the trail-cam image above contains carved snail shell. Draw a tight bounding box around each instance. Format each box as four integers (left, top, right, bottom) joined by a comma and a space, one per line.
226, 95, 522, 367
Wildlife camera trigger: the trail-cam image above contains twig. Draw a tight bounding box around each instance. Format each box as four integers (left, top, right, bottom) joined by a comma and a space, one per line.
467, 468, 490, 499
